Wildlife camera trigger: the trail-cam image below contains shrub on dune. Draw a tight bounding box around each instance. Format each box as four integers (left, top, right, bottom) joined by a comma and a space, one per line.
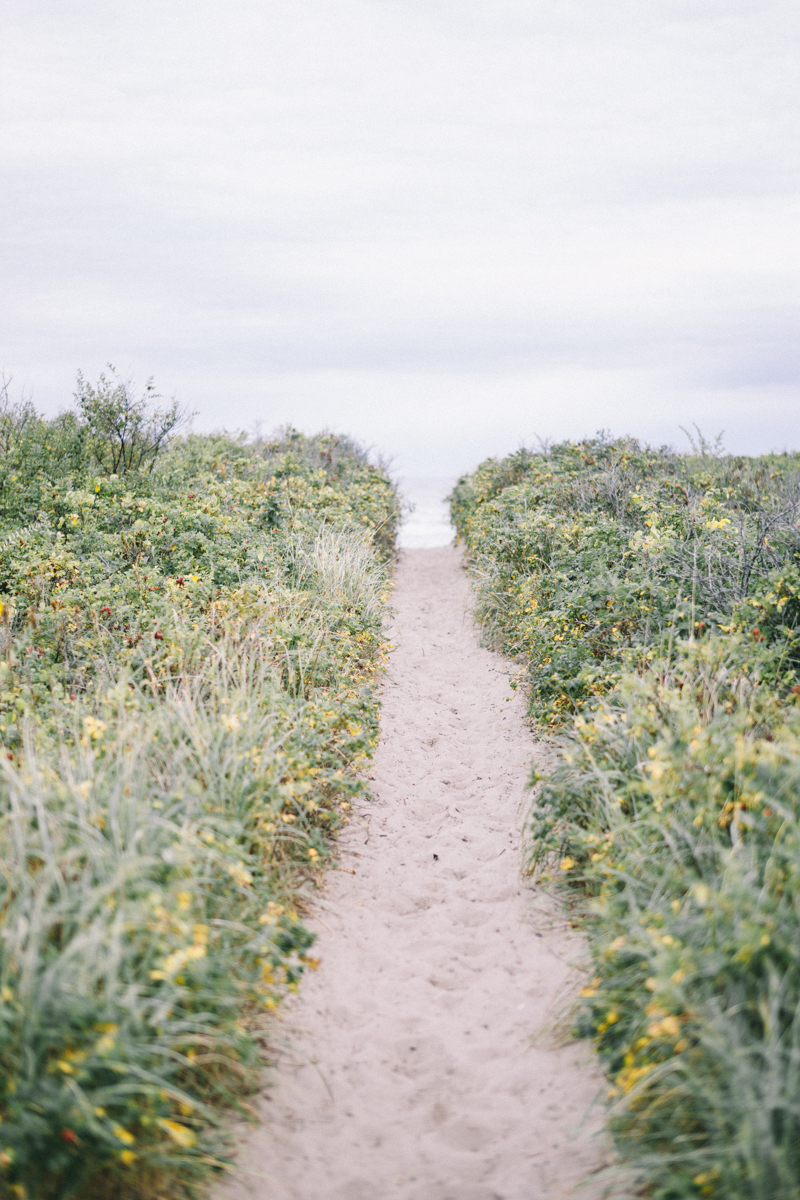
0, 376, 398, 1199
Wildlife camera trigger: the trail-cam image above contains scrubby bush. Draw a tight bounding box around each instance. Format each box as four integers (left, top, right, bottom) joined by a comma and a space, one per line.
74, 367, 188, 476
450, 437, 800, 725
452, 437, 800, 1199
0, 377, 399, 1199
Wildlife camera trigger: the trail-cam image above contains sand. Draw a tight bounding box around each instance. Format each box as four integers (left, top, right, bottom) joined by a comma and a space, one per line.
218, 546, 609, 1200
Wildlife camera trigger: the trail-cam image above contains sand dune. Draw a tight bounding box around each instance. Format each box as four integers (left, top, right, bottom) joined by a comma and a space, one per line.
218, 546, 608, 1200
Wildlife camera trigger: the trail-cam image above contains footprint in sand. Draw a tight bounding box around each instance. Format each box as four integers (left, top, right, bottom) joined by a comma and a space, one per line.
217, 546, 609, 1200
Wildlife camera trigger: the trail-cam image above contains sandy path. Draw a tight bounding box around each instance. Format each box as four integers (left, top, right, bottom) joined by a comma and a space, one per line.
220, 547, 607, 1200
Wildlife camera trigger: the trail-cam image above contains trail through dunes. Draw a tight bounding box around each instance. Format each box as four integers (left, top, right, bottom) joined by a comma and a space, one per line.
219, 546, 609, 1200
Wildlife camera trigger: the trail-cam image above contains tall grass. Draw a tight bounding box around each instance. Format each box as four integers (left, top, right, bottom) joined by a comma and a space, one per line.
451, 437, 800, 1199
0, 392, 398, 1200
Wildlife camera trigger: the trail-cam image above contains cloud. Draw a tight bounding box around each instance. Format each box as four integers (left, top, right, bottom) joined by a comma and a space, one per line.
1, 0, 798, 471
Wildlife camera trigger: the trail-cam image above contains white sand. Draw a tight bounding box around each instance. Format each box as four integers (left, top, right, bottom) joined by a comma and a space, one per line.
219, 546, 608, 1200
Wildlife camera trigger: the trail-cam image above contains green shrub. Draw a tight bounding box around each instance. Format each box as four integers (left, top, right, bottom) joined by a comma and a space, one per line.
0, 380, 399, 1199
450, 437, 800, 724
452, 438, 800, 1199
531, 639, 800, 1197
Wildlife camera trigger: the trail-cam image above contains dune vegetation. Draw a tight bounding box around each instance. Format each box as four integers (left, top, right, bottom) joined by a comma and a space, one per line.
0, 372, 399, 1199
451, 435, 800, 1199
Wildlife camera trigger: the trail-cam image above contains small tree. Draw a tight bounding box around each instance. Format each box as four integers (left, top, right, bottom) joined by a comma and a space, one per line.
0, 374, 39, 458
75, 366, 189, 475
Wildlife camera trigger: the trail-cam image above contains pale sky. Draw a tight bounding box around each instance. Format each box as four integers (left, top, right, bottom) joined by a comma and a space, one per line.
2, 0, 798, 474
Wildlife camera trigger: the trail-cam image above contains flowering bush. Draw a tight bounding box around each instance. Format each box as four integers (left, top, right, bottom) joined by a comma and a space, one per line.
452, 438, 800, 1198
450, 438, 800, 723
0, 392, 398, 1200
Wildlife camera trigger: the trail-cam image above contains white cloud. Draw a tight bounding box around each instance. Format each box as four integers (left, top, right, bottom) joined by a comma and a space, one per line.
1, 0, 798, 472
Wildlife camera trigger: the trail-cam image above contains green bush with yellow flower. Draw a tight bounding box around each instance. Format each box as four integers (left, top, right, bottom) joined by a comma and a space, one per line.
0, 374, 399, 1199
451, 436, 800, 1198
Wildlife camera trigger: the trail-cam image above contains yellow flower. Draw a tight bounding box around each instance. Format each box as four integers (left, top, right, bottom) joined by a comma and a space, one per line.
94, 1030, 117, 1055
648, 1014, 681, 1039
83, 715, 107, 740
259, 902, 284, 925
615, 1061, 654, 1093
226, 862, 253, 887
156, 1119, 196, 1148
120, 1149, 137, 1165
596, 1009, 619, 1033
160, 942, 207, 977
112, 1124, 135, 1146
559, 857, 576, 871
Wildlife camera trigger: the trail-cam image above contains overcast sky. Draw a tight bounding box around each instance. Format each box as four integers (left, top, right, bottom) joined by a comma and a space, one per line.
2, 0, 798, 474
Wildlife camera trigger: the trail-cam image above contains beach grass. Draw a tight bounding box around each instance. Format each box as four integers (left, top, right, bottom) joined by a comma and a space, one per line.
451, 436, 800, 1199
0, 377, 398, 1199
